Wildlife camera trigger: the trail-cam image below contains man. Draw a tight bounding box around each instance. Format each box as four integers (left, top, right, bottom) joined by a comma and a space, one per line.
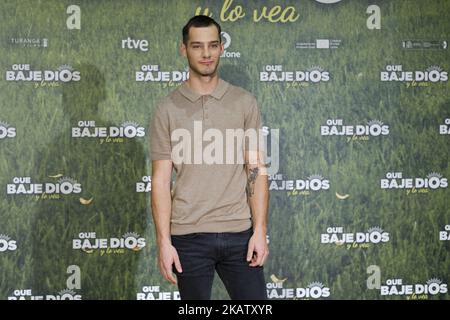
150, 15, 269, 300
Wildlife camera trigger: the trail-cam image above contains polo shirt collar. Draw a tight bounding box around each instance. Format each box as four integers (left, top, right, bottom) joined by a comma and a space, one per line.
179, 78, 229, 102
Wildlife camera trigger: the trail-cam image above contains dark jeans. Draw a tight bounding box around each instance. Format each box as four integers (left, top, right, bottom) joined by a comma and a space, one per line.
171, 228, 267, 300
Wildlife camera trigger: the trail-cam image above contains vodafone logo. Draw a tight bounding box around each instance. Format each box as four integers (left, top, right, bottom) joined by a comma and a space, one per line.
221, 32, 231, 50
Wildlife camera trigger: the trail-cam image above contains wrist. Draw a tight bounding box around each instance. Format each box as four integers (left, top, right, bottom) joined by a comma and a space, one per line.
157, 235, 172, 247
252, 225, 267, 235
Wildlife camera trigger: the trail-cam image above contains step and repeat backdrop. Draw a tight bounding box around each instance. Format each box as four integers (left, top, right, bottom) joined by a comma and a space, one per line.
0, 0, 449, 300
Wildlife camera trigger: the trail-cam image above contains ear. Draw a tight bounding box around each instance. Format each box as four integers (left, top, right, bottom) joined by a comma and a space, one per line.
220, 42, 225, 55
180, 42, 187, 57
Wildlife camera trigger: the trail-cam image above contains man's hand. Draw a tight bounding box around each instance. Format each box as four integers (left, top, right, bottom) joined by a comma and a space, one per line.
158, 242, 183, 284
246, 230, 269, 267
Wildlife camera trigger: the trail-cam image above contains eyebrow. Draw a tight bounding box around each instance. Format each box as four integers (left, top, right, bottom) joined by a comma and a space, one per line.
189, 40, 220, 45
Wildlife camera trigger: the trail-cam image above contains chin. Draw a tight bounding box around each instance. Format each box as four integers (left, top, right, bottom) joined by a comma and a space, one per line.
193, 67, 218, 77
200, 70, 215, 76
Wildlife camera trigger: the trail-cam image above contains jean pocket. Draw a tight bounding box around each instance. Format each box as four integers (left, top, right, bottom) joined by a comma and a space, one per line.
171, 233, 199, 240
239, 228, 253, 235
231, 228, 253, 242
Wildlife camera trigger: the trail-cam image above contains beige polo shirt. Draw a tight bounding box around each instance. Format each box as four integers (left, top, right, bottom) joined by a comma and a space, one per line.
150, 79, 262, 235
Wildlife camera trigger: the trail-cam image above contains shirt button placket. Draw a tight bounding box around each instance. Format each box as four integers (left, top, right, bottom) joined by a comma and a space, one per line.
202, 95, 211, 127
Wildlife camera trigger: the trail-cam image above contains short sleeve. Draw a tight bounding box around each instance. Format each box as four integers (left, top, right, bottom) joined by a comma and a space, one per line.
150, 104, 172, 160
244, 97, 262, 132
244, 97, 263, 152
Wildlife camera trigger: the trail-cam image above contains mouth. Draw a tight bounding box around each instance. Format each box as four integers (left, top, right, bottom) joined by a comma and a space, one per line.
199, 60, 214, 65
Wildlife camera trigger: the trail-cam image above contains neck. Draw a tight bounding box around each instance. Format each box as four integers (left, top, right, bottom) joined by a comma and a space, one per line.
186, 72, 220, 95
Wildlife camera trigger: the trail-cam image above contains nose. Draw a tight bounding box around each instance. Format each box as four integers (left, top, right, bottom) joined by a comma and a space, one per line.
202, 46, 211, 58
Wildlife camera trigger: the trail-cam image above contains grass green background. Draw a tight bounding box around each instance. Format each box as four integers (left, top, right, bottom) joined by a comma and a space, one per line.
0, 0, 449, 299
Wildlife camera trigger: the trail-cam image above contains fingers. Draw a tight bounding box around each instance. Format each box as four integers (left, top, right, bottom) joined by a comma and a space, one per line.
260, 248, 269, 266
165, 268, 178, 285
246, 243, 254, 263
160, 261, 177, 285
248, 246, 269, 267
247, 234, 269, 267
249, 250, 262, 267
173, 251, 183, 273
159, 247, 182, 285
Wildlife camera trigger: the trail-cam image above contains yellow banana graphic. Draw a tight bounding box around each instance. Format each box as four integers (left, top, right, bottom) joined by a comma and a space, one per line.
48, 174, 63, 178
79, 197, 93, 205
270, 274, 287, 284
335, 192, 350, 200
82, 247, 94, 254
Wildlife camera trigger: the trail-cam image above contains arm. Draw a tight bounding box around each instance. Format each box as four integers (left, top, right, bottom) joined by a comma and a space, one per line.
151, 159, 182, 284
245, 150, 270, 267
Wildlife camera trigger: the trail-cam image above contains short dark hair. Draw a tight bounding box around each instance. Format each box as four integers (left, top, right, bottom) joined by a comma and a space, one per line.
182, 15, 222, 45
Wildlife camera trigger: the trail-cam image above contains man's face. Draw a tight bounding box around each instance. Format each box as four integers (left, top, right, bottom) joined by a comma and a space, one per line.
181, 25, 224, 77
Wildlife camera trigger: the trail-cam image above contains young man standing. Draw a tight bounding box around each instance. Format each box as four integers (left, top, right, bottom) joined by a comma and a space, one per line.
150, 15, 269, 300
